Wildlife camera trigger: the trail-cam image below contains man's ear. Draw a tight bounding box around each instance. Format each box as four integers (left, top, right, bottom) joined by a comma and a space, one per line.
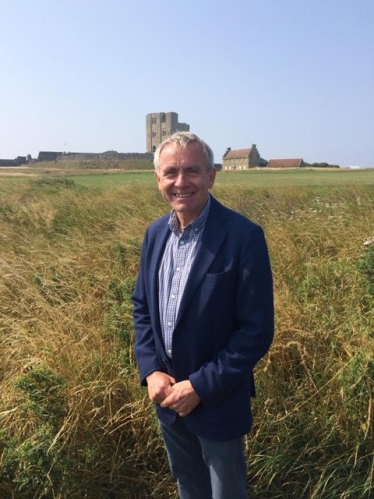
154, 170, 161, 188
208, 168, 216, 189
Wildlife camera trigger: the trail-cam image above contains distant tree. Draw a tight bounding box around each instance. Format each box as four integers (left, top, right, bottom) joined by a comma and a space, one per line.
259, 157, 268, 167
304, 161, 340, 169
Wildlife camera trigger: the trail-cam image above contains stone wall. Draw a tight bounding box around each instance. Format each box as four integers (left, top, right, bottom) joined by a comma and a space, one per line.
56, 151, 153, 162
38, 151, 62, 161
0, 156, 27, 166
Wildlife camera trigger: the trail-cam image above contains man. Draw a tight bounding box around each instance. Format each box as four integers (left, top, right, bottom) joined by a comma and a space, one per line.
132, 132, 274, 499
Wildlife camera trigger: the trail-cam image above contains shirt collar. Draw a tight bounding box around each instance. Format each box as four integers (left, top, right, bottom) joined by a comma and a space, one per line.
168, 195, 211, 235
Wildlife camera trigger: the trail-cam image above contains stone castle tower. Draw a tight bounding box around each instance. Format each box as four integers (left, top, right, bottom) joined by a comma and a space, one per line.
146, 112, 190, 153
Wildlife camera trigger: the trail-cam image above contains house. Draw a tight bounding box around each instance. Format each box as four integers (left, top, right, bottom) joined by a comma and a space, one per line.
222, 144, 261, 170
267, 158, 304, 168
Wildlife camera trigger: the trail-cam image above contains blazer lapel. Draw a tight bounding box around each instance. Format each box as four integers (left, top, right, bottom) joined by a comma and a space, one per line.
176, 198, 228, 325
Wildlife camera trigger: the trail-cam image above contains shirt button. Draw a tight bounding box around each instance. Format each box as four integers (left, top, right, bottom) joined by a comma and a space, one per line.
167, 349, 172, 356
167, 322, 172, 327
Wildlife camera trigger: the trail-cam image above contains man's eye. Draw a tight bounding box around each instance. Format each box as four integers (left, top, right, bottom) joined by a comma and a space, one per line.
185, 169, 200, 176
163, 168, 200, 178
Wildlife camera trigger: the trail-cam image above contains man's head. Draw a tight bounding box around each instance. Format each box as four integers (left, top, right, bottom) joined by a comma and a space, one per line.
154, 132, 214, 172
154, 132, 216, 229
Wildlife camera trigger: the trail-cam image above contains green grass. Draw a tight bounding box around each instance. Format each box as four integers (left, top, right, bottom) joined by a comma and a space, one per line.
1, 166, 374, 191
0, 175, 373, 498
65, 168, 374, 188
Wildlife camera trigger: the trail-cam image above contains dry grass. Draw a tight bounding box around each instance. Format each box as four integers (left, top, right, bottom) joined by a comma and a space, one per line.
0, 178, 373, 498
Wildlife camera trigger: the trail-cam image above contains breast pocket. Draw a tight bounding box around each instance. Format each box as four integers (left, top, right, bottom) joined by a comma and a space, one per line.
198, 269, 236, 312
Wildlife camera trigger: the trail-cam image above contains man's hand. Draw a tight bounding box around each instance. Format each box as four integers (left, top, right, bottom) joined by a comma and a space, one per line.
160, 380, 201, 417
146, 371, 175, 404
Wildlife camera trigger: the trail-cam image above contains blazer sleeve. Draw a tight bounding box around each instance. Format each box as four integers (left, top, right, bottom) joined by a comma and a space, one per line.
132, 229, 164, 385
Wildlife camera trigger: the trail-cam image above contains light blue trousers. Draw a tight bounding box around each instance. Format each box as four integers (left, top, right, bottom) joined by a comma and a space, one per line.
160, 417, 248, 499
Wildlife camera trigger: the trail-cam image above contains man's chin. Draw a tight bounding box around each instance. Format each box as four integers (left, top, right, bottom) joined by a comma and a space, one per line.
171, 201, 193, 212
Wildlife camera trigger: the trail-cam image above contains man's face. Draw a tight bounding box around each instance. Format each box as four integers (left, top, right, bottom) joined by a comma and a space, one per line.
155, 142, 216, 228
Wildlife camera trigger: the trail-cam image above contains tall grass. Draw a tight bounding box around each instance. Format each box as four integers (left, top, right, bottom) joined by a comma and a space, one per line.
0, 178, 373, 498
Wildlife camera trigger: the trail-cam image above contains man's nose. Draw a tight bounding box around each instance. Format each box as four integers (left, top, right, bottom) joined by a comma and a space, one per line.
175, 172, 189, 187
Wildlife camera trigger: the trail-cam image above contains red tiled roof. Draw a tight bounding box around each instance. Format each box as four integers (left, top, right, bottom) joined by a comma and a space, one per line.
267, 159, 303, 168
224, 148, 252, 160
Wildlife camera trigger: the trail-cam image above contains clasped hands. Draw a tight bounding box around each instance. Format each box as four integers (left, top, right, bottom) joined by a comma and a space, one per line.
146, 371, 201, 417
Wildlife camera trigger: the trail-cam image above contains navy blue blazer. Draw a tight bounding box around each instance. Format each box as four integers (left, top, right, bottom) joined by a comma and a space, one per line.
132, 196, 274, 441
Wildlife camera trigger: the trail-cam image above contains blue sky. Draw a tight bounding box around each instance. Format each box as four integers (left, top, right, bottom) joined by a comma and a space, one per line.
1, 0, 373, 167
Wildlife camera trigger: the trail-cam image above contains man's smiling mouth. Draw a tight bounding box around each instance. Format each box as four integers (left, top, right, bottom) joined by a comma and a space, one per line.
174, 193, 193, 198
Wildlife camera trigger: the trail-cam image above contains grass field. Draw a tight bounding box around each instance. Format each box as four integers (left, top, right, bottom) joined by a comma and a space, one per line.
0, 168, 373, 498
69, 168, 374, 189
1, 165, 374, 191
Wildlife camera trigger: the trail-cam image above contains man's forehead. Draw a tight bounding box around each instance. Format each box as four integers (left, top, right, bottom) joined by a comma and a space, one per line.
162, 141, 202, 153
160, 142, 206, 162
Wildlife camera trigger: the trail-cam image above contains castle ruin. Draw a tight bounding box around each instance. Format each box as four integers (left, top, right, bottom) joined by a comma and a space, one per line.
146, 112, 189, 153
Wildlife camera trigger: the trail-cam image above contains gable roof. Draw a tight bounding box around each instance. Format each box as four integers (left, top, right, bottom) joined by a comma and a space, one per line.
267, 158, 304, 168
223, 148, 253, 160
